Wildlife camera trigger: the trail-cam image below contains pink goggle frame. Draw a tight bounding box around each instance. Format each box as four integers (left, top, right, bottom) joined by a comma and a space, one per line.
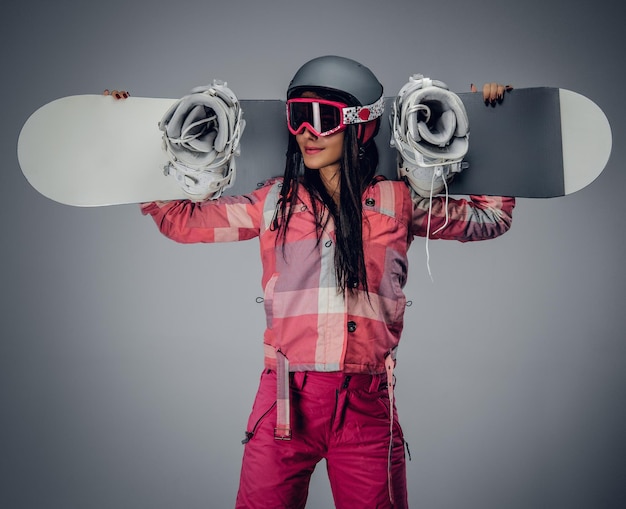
286, 96, 385, 137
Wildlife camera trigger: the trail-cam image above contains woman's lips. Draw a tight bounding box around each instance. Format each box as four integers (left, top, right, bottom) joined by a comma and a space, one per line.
304, 147, 323, 155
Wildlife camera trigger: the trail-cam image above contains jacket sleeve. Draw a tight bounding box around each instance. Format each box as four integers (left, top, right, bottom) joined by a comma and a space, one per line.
411, 191, 515, 242
140, 184, 273, 244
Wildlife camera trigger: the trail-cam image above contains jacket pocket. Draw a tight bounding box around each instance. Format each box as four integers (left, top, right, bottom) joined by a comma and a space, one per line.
263, 273, 279, 330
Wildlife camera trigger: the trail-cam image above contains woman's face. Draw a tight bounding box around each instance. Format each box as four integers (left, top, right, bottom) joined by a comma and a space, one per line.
294, 91, 344, 174
296, 128, 344, 173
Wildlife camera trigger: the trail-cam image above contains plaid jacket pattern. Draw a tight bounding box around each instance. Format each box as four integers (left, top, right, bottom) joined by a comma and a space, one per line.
141, 178, 514, 374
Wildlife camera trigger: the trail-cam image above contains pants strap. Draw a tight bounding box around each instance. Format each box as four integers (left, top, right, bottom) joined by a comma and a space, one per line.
385, 351, 396, 505
274, 350, 292, 440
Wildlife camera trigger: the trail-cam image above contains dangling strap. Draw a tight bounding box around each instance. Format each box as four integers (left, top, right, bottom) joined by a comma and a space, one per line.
385, 351, 396, 505
274, 350, 292, 440
425, 168, 451, 282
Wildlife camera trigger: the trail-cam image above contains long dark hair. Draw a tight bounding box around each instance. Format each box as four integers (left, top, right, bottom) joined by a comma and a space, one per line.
273, 117, 380, 295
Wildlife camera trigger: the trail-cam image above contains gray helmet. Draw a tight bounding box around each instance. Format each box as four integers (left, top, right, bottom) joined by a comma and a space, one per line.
287, 55, 383, 107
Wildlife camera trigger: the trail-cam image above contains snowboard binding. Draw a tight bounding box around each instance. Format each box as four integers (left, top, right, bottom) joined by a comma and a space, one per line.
159, 80, 246, 201
390, 75, 470, 198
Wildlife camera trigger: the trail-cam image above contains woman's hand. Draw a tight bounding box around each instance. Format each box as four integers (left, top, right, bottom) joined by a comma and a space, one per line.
103, 89, 130, 100
471, 83, 513, 105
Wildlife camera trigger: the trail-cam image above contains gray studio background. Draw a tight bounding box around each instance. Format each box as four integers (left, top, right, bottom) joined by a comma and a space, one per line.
2, 0, 624, 508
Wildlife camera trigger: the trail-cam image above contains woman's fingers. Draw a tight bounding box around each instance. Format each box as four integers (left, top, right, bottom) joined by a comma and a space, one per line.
103, 89, 130, 100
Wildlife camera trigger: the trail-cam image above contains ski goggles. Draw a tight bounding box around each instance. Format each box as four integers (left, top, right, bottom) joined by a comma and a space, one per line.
286, 96, 385, 137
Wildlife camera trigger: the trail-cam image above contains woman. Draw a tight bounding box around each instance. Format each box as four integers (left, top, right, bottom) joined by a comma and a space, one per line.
140, 56, 515, 508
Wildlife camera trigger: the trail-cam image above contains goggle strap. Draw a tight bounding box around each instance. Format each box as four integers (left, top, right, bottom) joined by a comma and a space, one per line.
342, 96, 385, 125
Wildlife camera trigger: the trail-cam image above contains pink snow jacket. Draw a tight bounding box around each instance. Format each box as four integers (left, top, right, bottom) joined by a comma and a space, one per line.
141, 178, 515, 375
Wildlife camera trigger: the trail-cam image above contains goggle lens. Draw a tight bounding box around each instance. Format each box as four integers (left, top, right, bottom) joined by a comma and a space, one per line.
286, 99, 347, 137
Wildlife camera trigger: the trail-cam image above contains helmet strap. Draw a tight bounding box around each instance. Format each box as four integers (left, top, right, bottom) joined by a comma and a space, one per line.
357, 119, 380, 147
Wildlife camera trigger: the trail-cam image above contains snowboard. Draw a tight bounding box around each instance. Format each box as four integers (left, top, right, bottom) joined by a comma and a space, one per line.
17, 87, 612, 207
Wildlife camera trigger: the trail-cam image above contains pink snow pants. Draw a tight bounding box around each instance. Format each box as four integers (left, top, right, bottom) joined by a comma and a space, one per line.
235, 369, 408, 508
